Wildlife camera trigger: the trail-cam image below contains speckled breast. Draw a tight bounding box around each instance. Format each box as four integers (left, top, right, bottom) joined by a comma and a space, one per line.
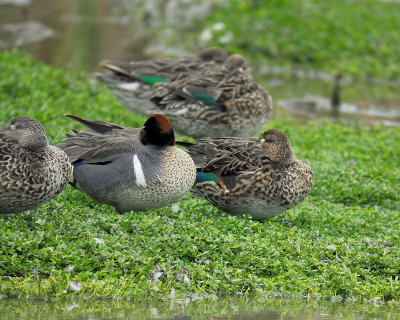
114, 147, 196, 212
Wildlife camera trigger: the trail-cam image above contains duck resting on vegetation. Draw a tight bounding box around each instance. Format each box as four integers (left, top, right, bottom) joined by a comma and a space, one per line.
151, 54, 273, 137
95, 47, 228, 115
0, 117, 72, 214
178, 129, 313, 221
57, 114, 196, 213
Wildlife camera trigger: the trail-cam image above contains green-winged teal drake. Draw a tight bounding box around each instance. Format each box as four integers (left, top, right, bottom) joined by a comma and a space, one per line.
58, 114, 196, 213
178, 129, 313, 220
0, 117, 72, 214
95, 47, 228, 115
151, 54, 273, 137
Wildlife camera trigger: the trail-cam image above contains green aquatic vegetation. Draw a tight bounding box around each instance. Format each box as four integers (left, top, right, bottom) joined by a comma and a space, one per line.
0, 51, 399, 304
192, 0, 400, 79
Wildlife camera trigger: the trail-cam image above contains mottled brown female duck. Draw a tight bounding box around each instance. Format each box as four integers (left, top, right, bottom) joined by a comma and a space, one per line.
95, 47, 228, 115
178, 129, 313, 220
0, 117, 72, 214
151, 54, 273, 137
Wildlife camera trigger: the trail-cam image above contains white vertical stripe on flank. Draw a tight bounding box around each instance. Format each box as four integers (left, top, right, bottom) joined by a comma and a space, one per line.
133, 154, 147, 187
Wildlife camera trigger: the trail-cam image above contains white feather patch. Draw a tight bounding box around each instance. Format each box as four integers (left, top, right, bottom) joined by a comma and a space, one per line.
133, 154, 147, 187
173, 108, 189, 115
117, 82, 140, 92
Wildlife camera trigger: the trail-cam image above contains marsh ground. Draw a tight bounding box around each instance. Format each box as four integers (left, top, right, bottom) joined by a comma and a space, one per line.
0, 0, 399, 317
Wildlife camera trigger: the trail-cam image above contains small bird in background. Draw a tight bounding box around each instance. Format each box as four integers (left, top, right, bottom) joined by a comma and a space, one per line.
178, 129, 313, 221
95, 47, 228, 115
151, 54, 273, 137
0, 117, 72, 214
330, 72, 343, 119
58, 114, 196, 213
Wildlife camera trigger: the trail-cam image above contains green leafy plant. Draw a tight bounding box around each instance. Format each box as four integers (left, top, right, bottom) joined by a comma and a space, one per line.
0, 51, 399, 304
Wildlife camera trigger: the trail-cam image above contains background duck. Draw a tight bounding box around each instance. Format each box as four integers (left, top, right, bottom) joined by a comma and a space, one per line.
151, 54, 273, 137
178, 129, 313, 221
57, 114, 196, 213
95, 47, 228, 115
0, 117, 72, 214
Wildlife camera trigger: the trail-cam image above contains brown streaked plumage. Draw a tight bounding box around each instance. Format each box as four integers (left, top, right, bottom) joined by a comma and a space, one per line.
95, 47, 229, 115
0, 117, 72, 214
151, 54, 273, 137
178, 129, 313, 221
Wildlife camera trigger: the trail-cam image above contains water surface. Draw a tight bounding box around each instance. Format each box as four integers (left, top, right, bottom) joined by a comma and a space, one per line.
1, 296, 398, 320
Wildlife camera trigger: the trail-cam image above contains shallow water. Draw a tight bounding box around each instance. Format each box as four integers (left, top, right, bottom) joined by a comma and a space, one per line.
0, 0, 217, 70
1, 0, 400, 127
265, 73, 400, 127
1, 296, 399, 320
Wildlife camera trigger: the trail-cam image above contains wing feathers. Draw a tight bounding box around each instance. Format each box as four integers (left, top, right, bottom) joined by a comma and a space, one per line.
65, 115, 123, 133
